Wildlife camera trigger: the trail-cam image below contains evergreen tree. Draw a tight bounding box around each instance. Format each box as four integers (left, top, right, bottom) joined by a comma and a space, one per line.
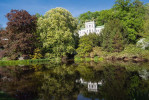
102, 19, 125, 52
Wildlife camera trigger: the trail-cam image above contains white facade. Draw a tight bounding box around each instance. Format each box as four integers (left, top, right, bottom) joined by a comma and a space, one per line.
78, 21, 104, 37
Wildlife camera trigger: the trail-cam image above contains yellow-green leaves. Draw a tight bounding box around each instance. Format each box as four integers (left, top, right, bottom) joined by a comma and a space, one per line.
37, 7, 77, 57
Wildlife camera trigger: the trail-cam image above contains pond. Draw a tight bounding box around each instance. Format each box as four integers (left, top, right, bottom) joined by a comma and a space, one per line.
0, 61, 149, 100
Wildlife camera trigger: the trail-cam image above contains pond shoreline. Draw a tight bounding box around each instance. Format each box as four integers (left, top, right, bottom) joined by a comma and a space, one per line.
105, 56, 148, 62
0, 55, 148, 66
74, 56, 149, 63
0, 59, 50, 66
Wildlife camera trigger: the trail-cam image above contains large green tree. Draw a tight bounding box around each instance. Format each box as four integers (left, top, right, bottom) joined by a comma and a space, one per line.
113, 0, 145, 43
78, 10, 113, 28
102, 19, 125, 52
78, 11, 100, 28
37, 7, 77, 57
96, 9, 114, 26
76, 34, 93, 57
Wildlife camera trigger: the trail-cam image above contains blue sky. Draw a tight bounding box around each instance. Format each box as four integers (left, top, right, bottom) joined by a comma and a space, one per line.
0, 0, 149, 27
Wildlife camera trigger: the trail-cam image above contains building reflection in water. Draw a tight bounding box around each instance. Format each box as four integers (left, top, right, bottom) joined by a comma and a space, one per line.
76, 78, 102, 92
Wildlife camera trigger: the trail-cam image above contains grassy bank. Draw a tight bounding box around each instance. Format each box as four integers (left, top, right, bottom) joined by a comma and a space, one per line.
0, 57, 62, 66
0, 59, 50, 66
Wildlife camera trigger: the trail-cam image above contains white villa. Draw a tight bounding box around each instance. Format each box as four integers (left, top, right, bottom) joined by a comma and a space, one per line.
78, 21, 104, 37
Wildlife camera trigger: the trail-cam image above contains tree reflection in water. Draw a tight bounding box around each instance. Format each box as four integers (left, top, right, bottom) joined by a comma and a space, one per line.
0, 62, 149, 100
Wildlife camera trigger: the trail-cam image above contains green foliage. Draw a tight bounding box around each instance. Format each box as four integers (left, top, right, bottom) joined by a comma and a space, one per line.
31, 48, 43, 59
78, 0, 146, 44
123, 44, 142, 55
44, 53, 51, 59
1, 57, 9, 61
85, 57, 91, 62
78, 11, 100, 28
0, 59, 50, 67
35, 13, 43, 19
128, 75, 140, 97
76, 33, 101, 57
121, 44, 149, 59
102, 19, 125, 52
88, 33, 101, 46
90, 47, 108, 57
113, 0, 145, 43
37, 7, 77, 57
96, 9, 114, 26
93, 56, 104, 62
76, 34, 93, 57
143, 3, 149, 37
78, 10, 114, 28
113, 0, 132, 11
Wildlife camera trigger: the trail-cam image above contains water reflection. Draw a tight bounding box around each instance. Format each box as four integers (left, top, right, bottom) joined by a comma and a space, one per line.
76, 78, 102, 92
0, 62, 149, 100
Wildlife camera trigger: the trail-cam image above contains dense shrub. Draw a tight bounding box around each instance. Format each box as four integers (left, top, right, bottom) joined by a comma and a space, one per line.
76, 34, 93, 57
31, 48, 43, 59
87, 33, 101, 47
76, 33, 101, 57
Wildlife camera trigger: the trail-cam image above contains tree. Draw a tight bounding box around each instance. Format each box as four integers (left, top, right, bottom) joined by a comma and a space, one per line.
101, 19, 125, 52
113, 0, 132, 11
37, 7, 77, 57
4, 9, 37, 59
76, 34, 93, 57
76, 33, 101, 57
143, 3, 149, 37
78, 10, 113, 27
113, 0, 145, 43
87, 33, 101, 47
78, 11, 100, 28
96, 9, 114, 26
35, 13, 44, 19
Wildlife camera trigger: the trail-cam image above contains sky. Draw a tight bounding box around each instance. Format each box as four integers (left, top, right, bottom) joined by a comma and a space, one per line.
0, 0, 149, 27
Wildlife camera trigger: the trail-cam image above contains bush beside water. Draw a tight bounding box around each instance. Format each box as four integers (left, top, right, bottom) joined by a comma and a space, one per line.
75, 45, 149, 62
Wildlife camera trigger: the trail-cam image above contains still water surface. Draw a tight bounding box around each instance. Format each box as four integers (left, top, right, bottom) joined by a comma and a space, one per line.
0, 61, 149, 100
